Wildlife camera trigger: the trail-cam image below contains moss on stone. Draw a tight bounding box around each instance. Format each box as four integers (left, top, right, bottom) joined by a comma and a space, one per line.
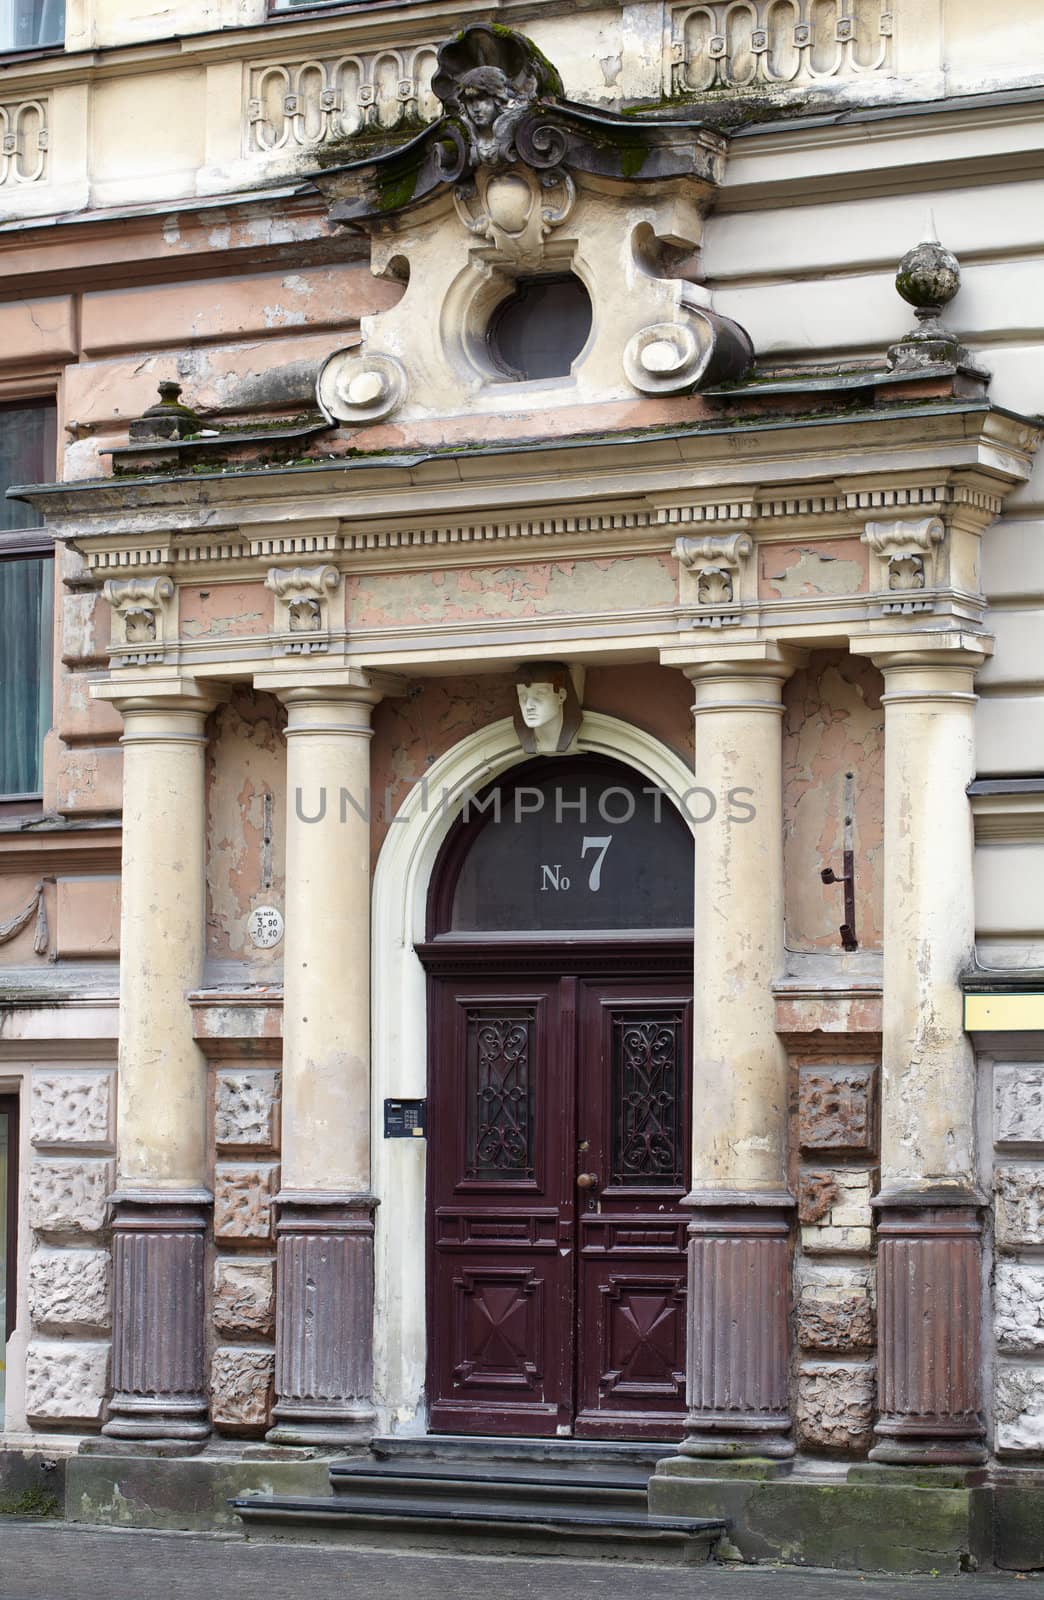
0, 1487, 60, 1519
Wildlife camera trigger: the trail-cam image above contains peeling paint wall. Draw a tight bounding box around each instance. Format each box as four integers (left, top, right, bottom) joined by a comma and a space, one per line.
205, 690, 287, 972
783, 650, 885, 952
349, 554, 676, 630
760, 538, 869, 602
181, 583, 272, 640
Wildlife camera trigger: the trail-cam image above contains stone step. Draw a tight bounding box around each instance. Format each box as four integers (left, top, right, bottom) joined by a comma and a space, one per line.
329, 1458, 650, 1512
233, 1491, 725, 1564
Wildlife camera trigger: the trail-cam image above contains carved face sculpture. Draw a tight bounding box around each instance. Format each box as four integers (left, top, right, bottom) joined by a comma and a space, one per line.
513, 661, 582, 754
454, 65, 527, 166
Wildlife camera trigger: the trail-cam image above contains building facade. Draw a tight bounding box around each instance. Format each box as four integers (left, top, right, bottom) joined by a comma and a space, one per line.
1, 0, 1043, 1569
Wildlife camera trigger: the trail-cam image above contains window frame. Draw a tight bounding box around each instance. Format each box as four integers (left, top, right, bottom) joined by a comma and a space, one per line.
0, 394, 58, 807
0, 1094, 19, 1346
265, 0, 385, 18
0, 0, 65, 59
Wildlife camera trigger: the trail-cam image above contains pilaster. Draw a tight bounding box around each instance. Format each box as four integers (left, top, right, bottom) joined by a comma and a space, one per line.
92, 678, 222, 1443
258, 674, 388, 1446
678, 645, 802, 1460
852, 635, 990, 1466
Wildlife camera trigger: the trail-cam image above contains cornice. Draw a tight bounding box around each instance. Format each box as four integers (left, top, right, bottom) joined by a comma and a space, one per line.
15, 404, 1039, 550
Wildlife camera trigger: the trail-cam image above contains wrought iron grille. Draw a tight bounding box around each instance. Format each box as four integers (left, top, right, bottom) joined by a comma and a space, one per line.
465, 1009, 535, 1179
611, 1012, 683, 1186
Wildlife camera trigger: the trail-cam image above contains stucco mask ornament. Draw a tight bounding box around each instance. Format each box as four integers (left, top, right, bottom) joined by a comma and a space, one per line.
513, 661, 582, 755
432, 26, 562, 173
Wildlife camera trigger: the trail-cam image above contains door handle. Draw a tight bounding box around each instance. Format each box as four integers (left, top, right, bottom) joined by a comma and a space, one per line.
576, 1172, 599, 1191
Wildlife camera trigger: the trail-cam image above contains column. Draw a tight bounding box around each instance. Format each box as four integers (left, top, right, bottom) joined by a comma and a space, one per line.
100, 685, 218, 1443
864, 643, 987, 1466
680, 649, 797, 1461
265, 682, 381, 1446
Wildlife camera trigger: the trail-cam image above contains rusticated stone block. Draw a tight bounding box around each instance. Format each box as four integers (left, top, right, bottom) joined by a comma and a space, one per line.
995, 1263, 1044, 1353
31, 1071, 113, 1148
28, 1158, 114, 1235
29, 1247, 110, 1331
800, 1169, 874, 1254
995, 1166, 1044, 1252
214, 1070, 281, 1152
213, 1163, 278, 1242
25, 1340, 109, 1423
796, 1362, 876, 1453
213, 1257, 275, 1338
211, 1346, 275, 1430
799, 1065, 876, 1154
797, 1284, 875, 1352
995, 1066, 1044, 1147
996, 1363, 1044, 1456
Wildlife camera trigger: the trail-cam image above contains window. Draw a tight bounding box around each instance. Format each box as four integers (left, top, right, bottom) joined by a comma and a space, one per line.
1, 402, 55, 799
0, 0, 63, 52
487, 275, 593, 382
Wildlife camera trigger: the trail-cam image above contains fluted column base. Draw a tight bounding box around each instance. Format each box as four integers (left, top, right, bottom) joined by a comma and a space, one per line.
870, 1194, 986, 1467
679, 1196, 795, 1460
267, 1193, 377, 1447
103, 1192, 210, 1442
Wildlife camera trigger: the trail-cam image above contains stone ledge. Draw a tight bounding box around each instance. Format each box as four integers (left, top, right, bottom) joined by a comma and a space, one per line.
648, 1464, 992, 1574
65, 1452, 332, 1532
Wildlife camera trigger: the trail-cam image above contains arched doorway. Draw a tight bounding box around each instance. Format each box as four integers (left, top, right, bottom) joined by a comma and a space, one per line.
418, 753, 695, 1439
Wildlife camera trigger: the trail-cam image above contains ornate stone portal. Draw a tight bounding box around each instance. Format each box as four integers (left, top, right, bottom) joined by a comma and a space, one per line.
315, 24, 753, 428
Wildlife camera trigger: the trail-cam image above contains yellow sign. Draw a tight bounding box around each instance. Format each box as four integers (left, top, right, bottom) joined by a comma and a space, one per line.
965, 993, 1044, 1032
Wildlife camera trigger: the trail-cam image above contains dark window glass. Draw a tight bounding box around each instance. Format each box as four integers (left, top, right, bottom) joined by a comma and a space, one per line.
488, 275, 592, 381
1, 402, 56, 797
1, 0, 64, 52
445, 758, 694, 935
1, 403, 54, 532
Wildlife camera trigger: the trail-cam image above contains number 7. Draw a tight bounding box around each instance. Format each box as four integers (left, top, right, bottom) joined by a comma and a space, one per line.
581, 835, 612, 892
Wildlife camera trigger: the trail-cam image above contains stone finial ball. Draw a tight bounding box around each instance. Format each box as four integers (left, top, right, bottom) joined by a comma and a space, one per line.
895, 237, 961, 310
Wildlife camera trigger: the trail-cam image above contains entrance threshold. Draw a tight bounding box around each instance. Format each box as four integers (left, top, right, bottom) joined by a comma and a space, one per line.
373, 1433, 679, 1471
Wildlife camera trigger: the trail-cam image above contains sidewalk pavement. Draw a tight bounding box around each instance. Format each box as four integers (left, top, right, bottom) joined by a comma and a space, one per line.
0, 1524, 1042, 1600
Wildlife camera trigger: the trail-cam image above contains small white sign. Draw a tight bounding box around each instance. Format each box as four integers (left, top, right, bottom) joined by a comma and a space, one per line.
247, 906, 284, 948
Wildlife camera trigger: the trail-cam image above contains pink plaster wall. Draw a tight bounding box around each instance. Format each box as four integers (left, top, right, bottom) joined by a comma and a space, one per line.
180, 582, 273, 639
760, 538, 868, 601
205, 689, 287, 970
782, 650, 885, 952
349, 554, 676, 629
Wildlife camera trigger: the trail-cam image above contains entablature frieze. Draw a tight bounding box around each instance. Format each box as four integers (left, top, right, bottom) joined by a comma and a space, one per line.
13, 403, 1038, 679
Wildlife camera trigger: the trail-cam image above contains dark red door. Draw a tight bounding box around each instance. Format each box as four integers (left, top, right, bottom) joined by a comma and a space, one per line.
574, 980, 691, 1438
427, 971, 690, 1439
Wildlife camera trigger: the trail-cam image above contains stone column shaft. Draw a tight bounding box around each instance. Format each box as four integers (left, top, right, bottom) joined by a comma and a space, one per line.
100, 688, 216, 1442
681, 655, 797, 1460
865, 645, 988, 1466
267, 683, 380, 1446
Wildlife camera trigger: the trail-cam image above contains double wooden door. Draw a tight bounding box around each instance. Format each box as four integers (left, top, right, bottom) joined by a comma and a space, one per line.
427, 970, 691, 1438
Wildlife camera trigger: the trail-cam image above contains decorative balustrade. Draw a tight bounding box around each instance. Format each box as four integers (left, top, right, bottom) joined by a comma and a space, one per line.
246, 44, 440, 154
0, 98, 48, 186
670, 0, 893, 92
